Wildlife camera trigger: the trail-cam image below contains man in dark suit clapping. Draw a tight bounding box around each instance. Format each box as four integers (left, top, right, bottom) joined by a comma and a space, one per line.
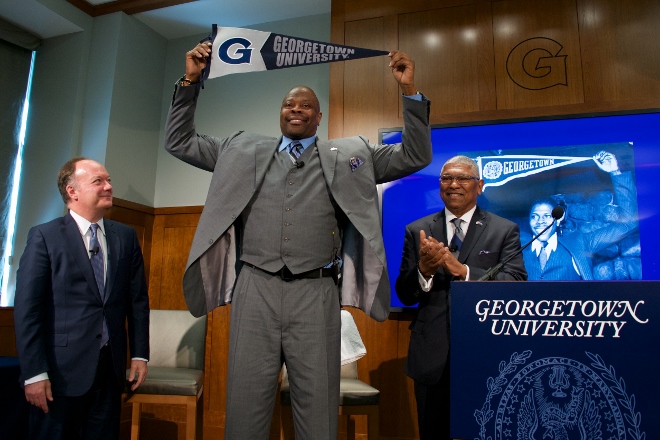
396, 155, 527, 439
14, 157, 150, 440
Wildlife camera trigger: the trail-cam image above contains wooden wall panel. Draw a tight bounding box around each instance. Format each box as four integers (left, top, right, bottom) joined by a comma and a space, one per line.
343, 18, 386, 142
332, 0, 660, 134
476, 1, 497, 112
0, 307, 17, 356
149, 212, 200, 310
399, 5, 482, 117
107, 198, 155, 283
578, 0, 660, 103
492, 0, 585, 109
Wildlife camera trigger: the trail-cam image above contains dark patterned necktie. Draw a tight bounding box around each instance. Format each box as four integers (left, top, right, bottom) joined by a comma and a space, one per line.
450, 218, 464, 256
90, 223, 108, 347
288, 141, 303, 163
90, 223, 105, 298
539, 241, 548, 270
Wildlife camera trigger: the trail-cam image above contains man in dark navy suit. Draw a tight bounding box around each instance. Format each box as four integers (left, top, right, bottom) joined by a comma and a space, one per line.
396, 155, 527, 439
14, 157, 150, 440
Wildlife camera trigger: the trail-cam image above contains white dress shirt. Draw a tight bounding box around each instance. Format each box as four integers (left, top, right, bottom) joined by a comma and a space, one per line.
418, 205, 477, 290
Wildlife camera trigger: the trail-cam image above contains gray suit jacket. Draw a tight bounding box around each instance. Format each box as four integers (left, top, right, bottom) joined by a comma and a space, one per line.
165, 84, 431, 321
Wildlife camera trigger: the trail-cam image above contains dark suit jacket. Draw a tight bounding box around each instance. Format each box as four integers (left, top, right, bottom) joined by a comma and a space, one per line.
165, 84, 432, 322
14, 214, 150, 396
395, 207, 527, 385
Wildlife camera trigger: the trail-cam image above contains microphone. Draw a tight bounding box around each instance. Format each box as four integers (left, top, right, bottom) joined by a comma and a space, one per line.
478, 206, 564, 281
89, 246, 99, 256
449, 243, 457, 253
550, 206, 564, 220
295, 160, 305, 169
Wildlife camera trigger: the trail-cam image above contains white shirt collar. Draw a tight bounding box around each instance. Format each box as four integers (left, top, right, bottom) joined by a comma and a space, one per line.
444, 205, 477, 237
69, 209, 105, 237
531, 231, 557, 256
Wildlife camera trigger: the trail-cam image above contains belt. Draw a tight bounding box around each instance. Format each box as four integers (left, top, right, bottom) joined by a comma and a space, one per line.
244, 263, 337, 282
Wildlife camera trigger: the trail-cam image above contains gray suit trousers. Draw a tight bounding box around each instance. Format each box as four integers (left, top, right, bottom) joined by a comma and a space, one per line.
224, 265, 341, 440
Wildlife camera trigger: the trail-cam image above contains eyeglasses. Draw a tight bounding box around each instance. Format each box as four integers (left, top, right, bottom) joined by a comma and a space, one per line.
439, 175, 480, 186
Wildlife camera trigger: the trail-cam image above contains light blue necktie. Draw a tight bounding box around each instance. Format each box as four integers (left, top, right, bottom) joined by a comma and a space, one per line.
539, 241, 549, 270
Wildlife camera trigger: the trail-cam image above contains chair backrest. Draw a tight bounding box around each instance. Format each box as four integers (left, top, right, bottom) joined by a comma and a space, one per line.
148, 309, 207, 369
340, 360, 358, 379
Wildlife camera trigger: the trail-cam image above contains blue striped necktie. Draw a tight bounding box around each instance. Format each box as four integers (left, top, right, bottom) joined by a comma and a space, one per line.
288, 141, 303, 163
450, 218, 464, 256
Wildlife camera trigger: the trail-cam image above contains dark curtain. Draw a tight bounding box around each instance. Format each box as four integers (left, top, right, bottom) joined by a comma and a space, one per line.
0, 32, 34, 303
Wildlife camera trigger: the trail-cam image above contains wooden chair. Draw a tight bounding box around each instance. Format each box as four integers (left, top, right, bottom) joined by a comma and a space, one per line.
123, 309, 207, 440
279, 361, 380, 439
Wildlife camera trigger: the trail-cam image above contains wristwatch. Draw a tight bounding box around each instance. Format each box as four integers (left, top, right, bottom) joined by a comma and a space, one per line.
178, 75, 199, 87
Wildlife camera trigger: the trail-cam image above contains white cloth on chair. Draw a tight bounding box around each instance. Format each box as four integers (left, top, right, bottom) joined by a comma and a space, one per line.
340, 310, 366, 365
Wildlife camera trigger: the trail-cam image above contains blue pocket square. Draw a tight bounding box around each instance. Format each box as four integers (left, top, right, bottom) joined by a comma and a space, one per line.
349, 156, 364, 172
479, 250, 490, 255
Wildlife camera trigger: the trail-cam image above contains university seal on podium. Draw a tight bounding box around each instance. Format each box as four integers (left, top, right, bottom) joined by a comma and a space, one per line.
473, 351, 645, 440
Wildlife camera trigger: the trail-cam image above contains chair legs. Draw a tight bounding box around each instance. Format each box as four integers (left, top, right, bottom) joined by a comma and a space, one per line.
280, 405, 379, 440
339, 405, 380, 440
130, 402, 141, 440
124, 390, 203, 440
185, 396, 197, 440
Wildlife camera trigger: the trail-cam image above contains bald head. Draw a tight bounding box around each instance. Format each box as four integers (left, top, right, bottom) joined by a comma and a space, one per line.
279, 86, 322, 140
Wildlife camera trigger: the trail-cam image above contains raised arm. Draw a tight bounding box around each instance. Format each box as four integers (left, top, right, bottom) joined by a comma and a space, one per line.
370, 51, 432, 183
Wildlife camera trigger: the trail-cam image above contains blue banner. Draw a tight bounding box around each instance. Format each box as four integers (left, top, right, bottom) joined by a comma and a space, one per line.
450, 281, 659, 440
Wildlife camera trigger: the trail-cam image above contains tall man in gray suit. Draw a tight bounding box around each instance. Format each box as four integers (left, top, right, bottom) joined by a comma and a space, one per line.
396, 156, 527, 439
165, 40, 431, 440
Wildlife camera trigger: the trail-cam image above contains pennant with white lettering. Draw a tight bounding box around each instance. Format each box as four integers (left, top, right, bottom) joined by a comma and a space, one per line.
201, 25, 389, 80
475, 155, 593, 191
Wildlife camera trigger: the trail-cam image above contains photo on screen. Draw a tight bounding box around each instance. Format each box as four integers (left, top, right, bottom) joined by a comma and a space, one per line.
468, 142, 640, 281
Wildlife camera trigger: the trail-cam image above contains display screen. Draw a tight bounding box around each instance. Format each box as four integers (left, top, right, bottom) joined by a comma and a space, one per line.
380, 111, 660, 308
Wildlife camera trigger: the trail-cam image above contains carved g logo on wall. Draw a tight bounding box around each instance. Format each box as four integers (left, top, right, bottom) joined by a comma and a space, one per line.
218, 37, 253, 65
506, 37, 567, 90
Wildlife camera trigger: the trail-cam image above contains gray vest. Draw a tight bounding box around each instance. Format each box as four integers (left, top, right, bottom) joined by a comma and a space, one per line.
240, 144, 342, 273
